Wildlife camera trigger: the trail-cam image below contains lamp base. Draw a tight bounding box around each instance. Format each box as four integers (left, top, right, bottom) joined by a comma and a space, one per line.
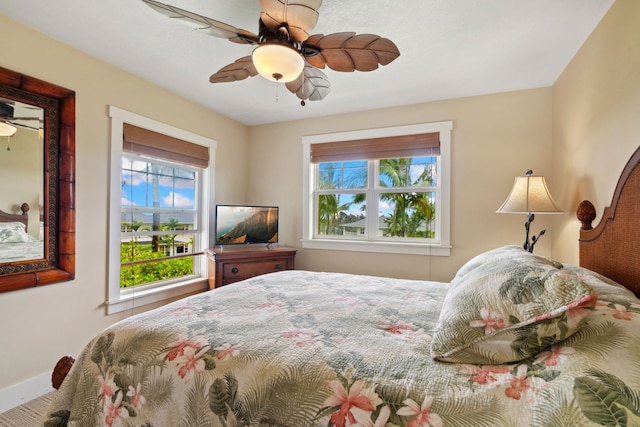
523, 213, 546, 253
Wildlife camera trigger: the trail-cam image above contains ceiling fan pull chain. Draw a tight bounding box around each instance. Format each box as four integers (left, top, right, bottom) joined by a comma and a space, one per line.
300, 72, 306, 106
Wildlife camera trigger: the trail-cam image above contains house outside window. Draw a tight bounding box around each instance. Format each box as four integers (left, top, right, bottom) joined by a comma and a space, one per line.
301, 121, 452, 256
108, 107, 216, 314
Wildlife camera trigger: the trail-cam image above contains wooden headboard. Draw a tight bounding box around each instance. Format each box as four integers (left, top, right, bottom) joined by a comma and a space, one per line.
0, 202, 30, 230
577, 146, 640, 297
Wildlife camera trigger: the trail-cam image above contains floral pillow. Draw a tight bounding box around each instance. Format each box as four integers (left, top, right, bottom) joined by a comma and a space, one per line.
431, 246, 598, 364
0, 221, 38, 243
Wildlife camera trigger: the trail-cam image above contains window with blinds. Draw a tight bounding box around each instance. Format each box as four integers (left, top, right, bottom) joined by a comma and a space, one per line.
120, 124, 208, 288
301, 121, 452, 255
108, 107, 217, 314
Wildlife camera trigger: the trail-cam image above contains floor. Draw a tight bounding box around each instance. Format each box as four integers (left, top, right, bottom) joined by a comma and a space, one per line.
0, 390, 54, 426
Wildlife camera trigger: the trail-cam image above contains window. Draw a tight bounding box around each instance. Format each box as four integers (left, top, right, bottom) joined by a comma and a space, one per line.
108, 107, 216, 314
302, 121, 452, 256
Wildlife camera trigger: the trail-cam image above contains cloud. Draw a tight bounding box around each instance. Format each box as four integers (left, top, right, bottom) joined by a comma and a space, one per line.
121, 196, 136, 206
163, 191, 194, 208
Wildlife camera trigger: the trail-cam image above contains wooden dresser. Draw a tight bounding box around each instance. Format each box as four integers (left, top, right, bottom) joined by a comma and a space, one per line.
206, 246, 296, 289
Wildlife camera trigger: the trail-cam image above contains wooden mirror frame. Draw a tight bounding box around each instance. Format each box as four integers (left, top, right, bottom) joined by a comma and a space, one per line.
0, 66, 75, 292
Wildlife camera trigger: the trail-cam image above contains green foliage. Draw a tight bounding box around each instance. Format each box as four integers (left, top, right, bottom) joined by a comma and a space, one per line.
317, 158, 436, 238
120, 242, 193, 288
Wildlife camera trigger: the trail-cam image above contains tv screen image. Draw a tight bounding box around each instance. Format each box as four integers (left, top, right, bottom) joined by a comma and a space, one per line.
215, 205, 279, 245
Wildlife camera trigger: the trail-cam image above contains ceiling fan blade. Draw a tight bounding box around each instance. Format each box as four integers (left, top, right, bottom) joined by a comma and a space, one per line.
304, 32, 400, 72
259, 0, 322, 41
142, 0, 259, 44
1, 117, 42, 121
209, 56, 258, 83
285, 63, 331, 101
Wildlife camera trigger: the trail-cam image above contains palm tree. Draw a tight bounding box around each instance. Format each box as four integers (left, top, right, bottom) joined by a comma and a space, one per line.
379, 158, 435, 238
317, 163, 365, 235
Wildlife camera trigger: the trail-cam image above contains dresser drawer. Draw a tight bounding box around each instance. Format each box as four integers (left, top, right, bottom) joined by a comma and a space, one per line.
207, 247, 296, 289
222, 258, 289, 282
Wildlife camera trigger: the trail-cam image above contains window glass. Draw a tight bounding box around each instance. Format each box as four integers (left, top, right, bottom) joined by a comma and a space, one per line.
120, 154, 200, 288
315, 158, 436, 242
379, 156, 437, 187
317, 193, 366, 237
301, 121, 451, 256
379, 191, 435, 238
319, 161, 367, 189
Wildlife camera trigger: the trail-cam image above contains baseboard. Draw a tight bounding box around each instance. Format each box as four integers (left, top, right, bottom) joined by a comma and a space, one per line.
0, 372, 53, 413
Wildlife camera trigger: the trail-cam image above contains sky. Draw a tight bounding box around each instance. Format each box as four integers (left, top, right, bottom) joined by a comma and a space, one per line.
121, 158, 196, 209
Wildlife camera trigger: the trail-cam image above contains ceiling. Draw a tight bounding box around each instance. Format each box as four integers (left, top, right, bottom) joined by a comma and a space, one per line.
0, 0, 613, 126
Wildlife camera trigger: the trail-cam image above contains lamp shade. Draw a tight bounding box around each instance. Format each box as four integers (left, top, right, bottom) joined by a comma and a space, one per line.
497, 174, 562, 214
252, 44, 304, 83
0, 122, 17, 137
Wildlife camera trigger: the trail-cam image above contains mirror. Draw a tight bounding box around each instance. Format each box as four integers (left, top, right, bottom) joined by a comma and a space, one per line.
0, 66, 75, 292
0, 97, 44, 260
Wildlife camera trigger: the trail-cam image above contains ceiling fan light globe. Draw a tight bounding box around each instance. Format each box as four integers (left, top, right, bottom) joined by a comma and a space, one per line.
0, 122, 17, 137
252, 44, 304, 83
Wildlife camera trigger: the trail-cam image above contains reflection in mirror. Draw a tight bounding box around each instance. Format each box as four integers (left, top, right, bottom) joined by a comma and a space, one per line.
0, 66, 75, 293
0, 97, 44, 261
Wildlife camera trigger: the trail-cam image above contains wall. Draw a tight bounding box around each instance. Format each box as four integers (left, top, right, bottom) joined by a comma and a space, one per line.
552, 0, 640, 264
248, 87, 554, 283
0, 15, 249, 402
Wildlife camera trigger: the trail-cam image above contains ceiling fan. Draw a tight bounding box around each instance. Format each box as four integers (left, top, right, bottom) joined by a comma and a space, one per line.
142, 0, 400, 104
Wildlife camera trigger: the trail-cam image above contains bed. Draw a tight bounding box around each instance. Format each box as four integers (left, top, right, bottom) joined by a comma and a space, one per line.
44, 147, 640, 427
0, 203, 43, 263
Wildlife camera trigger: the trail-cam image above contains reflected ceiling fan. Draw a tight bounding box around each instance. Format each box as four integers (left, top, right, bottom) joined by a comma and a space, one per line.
0, 100, 43, 134
142, 0, 400, 104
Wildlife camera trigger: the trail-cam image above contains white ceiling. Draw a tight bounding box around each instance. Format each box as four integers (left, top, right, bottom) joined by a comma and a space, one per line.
0, 0, 613, 126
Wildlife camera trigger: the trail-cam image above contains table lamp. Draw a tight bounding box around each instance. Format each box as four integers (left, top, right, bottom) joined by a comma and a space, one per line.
497, 170, 562, 252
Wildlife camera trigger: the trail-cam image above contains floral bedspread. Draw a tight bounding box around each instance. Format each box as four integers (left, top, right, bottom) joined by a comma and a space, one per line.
44, 269, 640, 426
0, 241, 43, 262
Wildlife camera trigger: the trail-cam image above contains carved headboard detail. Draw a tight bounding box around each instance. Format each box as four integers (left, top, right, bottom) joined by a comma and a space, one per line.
577, 146, 640, 297
0, 203, 30, 230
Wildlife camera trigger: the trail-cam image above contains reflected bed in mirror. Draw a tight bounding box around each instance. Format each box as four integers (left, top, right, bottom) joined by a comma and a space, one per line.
0, 66, 75, 292
0, 203, 43, 262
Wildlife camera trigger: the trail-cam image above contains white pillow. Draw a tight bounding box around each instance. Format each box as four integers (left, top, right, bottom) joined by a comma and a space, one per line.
0, 221, 37, 243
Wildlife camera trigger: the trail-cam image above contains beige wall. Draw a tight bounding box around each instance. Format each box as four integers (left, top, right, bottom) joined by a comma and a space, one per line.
551, 0, 640, 264
248, 87, 554, 282
0, 15, 249, 391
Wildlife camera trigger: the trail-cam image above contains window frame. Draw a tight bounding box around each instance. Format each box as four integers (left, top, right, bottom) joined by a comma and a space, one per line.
107, 106, 216, 314
301, 121, 452, 256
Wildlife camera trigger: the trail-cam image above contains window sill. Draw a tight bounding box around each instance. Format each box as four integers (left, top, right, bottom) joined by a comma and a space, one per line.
300, 239, 451, 256
106, 277, 208, 315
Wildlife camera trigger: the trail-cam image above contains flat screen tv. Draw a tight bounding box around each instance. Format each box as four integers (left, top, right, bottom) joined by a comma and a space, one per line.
215, 205, 279, 245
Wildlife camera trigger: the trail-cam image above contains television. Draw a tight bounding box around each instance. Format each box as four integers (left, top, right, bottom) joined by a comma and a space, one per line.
215, 205, 279, 245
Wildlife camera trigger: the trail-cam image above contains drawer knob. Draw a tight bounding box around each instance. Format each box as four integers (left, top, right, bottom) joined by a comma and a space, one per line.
275, 264, 282, 270
231, 267, 239, 274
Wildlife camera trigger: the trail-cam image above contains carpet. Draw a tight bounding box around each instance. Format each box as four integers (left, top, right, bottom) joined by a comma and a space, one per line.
0, 391, 55, 426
